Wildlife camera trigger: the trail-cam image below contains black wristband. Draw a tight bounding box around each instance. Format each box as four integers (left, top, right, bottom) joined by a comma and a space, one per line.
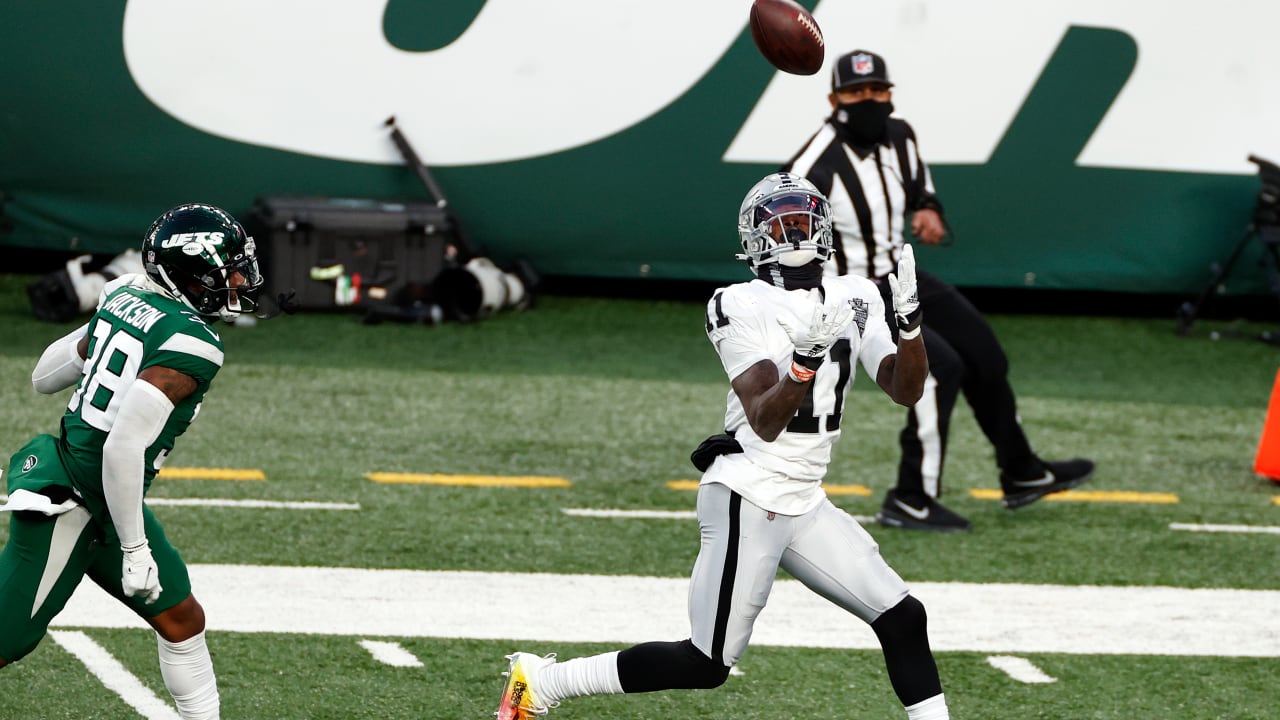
792, 351, 824, 371
896, 306, 923, 334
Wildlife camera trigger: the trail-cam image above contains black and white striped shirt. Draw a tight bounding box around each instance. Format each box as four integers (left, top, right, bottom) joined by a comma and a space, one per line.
785, 118, 941, 279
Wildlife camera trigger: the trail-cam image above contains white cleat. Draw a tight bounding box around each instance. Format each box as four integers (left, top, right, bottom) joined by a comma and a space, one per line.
495, 652, 558, 719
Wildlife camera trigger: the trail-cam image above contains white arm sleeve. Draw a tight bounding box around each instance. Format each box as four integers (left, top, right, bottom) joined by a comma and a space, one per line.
102, 380, 174, 549
31, 323, 89, 394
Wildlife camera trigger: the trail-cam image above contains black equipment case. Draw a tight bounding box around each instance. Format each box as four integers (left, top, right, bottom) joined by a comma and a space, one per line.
249, 196, 454, 310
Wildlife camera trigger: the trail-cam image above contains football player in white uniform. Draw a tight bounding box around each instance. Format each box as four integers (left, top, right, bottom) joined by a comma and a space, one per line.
494, 173, 950, 720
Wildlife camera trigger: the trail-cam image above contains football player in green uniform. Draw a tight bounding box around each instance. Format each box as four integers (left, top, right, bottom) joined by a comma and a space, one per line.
0, 204, 263, 720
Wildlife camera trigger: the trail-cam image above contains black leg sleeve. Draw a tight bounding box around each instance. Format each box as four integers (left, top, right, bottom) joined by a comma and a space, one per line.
871, 595, 944, 706
617, 639, 731, 693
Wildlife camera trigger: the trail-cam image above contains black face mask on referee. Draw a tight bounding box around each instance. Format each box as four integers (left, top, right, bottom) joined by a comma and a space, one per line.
833, 100, 894, 146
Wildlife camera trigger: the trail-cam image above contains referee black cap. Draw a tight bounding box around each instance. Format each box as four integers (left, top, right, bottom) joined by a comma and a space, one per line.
831, 50, 893, 91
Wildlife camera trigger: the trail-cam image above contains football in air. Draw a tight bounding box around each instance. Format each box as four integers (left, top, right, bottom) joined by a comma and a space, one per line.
748, 0, 824, 75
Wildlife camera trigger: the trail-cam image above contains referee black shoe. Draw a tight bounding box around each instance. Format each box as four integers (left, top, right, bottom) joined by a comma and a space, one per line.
876, 490, 972, 532
1000, 457, 1095, 509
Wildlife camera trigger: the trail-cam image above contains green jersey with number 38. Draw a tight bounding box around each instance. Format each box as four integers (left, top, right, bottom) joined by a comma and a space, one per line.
58, 280, 224, 501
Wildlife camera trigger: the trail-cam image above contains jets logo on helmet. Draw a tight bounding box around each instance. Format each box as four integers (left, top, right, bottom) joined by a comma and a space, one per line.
736, 172, 834, 272
142, 203, 264, 321
161, 232, 226, 249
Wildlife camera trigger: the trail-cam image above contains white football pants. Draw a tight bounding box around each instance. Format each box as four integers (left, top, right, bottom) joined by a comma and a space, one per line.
688, 481, 909, 666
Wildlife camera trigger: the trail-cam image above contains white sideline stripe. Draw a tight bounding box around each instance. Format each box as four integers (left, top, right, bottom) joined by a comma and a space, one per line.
50, 565, 1280, 658
562, 508, 696, 519
986, 655, 1057, 683
145, 498, 360, 510
562, 508, 877, 524
358, 640, 424, 668
1170, 522, 1280, 535
0, 495, 360, 511
49, 631, 180, 720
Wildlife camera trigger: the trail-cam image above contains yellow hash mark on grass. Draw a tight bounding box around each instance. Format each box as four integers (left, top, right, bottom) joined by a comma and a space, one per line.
157, 467, 265, 481
969, 488, 1179, 504
822, 484, 872, 496
667, 480, 870, 496
1273, 495, 1280, 507
366, 472, 571, 488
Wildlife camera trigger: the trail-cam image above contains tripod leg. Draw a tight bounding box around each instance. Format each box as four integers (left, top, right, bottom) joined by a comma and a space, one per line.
1265, 241, 1280, 309
1177, 224, 1257, 335
1258, 239, 1280, 345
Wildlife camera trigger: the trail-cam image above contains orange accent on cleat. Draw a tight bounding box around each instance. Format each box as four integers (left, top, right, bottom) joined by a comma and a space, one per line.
495, 652, 556, 719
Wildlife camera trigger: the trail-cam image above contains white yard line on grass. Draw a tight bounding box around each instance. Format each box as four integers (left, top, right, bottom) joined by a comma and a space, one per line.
562, 507, 878, 524
0, 495, 359, 511
145, 498, 360, 510
358, 640, 424, 667
986, 655, 1057, 683
49, 631, 180, 720
51, 566, 1280, 658
1170, 522, 1280, 535
562, 508, 696, 519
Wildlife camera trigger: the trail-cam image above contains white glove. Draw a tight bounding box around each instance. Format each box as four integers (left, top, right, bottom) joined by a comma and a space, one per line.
777, 294, 854, 382
121, 541, 162, 604
888, 245, 923, 340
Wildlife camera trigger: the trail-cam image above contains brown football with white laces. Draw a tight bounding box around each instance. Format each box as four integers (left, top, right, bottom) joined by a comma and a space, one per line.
748, 0, 824, 75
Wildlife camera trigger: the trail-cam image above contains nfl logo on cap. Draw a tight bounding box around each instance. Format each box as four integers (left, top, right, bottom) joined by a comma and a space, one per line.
832, 49, 893, 90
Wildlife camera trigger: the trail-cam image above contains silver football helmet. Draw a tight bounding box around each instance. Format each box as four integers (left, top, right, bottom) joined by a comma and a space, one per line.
736, 172, 833, 270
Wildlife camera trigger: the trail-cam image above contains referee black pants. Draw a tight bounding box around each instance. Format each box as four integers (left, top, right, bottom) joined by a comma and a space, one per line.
877, 269, 1035, 498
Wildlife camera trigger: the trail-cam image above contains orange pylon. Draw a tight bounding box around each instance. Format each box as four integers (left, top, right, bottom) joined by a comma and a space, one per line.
1253, 369, 1280, 482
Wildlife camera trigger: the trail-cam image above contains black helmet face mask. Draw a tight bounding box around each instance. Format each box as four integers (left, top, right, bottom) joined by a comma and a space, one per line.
186, 239, 263, 318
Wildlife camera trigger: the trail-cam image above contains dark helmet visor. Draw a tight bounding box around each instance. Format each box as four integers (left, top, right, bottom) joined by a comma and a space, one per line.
754, 192, 823, 225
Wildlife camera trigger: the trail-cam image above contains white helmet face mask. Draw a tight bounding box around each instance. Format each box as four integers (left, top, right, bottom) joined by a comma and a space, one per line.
737, 173, 834, 271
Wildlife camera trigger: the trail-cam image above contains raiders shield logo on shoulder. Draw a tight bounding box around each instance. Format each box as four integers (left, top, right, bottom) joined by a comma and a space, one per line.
850, 297, 870, 336
21, 454, 38, 472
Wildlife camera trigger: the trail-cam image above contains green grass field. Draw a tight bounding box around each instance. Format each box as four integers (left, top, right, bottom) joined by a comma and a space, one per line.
1, 273, 1278, 719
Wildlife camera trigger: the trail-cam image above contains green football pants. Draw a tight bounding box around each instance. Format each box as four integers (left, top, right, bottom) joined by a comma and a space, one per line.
0, 504, 191, 663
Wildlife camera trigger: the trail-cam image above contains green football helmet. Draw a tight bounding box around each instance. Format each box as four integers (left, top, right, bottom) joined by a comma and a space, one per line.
141, 203, 263, 320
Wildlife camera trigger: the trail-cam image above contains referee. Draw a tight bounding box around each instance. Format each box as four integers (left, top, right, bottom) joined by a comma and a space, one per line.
784, 49, 1095, 531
